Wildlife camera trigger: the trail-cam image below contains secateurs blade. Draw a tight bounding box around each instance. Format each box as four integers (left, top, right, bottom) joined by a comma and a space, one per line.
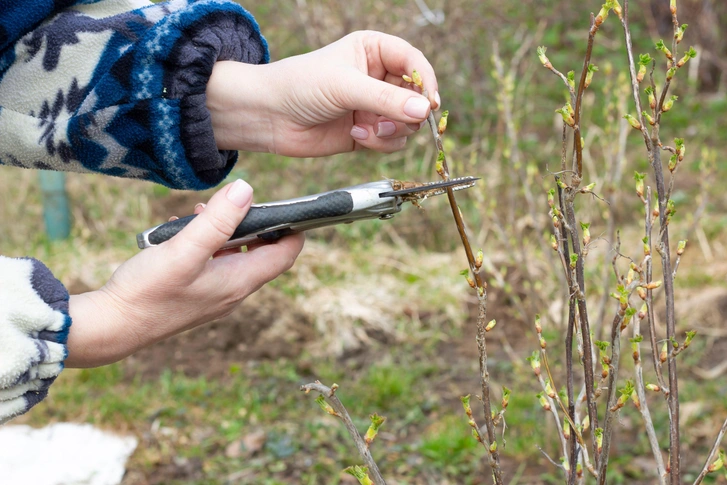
136, 176, 479, 250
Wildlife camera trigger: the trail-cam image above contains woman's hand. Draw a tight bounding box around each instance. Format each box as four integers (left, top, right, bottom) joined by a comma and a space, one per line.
66, 180, 305, 367
206, 31, 439, 156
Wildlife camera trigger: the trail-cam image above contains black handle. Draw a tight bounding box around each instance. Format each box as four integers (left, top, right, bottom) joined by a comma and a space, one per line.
144, 191, 355, 246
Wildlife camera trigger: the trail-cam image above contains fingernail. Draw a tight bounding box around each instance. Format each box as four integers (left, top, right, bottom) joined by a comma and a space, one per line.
375, 121, 396, 137
350, 125, 369, 140
226, 179, 253, 208
406, 122, 420, 131
434, 91, 441, 110
194, 203, 206, 210
403, 96, 430, 119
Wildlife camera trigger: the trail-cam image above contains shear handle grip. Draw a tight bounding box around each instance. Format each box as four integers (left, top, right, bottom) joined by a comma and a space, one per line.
144, 191, 355, 246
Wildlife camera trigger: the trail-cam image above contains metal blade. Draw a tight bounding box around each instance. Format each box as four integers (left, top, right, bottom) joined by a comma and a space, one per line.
379, 176, 479, 199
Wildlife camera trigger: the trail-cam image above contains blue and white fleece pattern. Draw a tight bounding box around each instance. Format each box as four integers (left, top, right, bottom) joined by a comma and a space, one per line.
0, 0, 269, 190
0, 257, 71, 424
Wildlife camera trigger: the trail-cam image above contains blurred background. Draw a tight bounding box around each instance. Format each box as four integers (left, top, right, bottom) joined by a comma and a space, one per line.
5, 0, 727, 483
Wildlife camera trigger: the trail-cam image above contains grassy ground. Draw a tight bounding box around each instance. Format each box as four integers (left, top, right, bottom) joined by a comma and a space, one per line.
6, 0, 727, 483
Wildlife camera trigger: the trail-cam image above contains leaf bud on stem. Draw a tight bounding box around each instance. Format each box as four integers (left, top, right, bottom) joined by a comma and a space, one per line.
624, 114, 642, 130
707, 450, 725, 473
527, 351, 541, 376
656, 39, 673, 60
537, 392, 551, 411
344, 466, 374, 485
537, 46, 552, 69
585, 63, 599, 88
675, 24, 687, 43
676, 46, 697, 68
637, 54, 653, 83
662, 95, 678, 113
677, 239, 687, 255
645, 86, 656, 110
437, 110, 449, 135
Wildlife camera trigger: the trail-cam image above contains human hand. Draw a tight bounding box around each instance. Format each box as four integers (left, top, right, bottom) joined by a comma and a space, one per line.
207, 31, 439, 157
65, 180, 305, 367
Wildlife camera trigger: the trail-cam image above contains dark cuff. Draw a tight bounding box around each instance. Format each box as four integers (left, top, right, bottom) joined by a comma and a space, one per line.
164, 5, 269, 188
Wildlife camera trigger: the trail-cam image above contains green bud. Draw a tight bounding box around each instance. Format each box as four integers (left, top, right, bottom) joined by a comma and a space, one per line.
545, 379, 555, 398
364, 413, 386, 445
585, 63, 599, 88
646, 86, 657, 110
567, 70, 575, 90
527, 351, 541, 375
501, 386, 511, 409
315, 395, 338, 416
580, 222, 591, 245
435, 150, 445, 175
634, 171, 646, 197
537, 46, 551, 67
485, 319, 497, 332
461, 394, 472, 416
669, 154, 678, 172
656, 39, 673, 59
344, 466, 374, 485
624, 113, 642, 130
411, 69, 423, 88
677, 239, 687, 255
556, 104, 575, 126
708, 450, 725, 473
642, 111, 655, 125
570, 253, 578, 269
547, 188, 556, 207
684, 330, 697, 348
677, 46, 697, 68
437, 110, 449, 135
537, 392, 551, 411
638, 53, 654, 66
596, 2, 610, 24
550, 234, 558, 251
660, 342, 668, 363
675, 24, 687, 43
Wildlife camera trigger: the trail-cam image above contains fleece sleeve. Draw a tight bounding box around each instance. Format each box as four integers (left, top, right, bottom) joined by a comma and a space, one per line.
0, 0, 269, 190
0, 256, 71, 424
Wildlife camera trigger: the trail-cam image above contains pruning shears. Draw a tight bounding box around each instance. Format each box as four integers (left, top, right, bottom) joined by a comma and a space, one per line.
136, 177, 479, 250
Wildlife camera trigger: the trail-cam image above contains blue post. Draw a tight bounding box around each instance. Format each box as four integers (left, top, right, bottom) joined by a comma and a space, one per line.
38, 171, 71, 240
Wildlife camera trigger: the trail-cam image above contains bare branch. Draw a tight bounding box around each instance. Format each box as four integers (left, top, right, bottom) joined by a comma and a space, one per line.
301, 381, 386, 485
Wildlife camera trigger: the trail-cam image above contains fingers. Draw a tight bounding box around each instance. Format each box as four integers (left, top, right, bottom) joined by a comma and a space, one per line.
338, 73, 432, 125
209, 233, 305, 295
168, 179, 253, 267
365, 32, 439, 107
335, 31, 439, 123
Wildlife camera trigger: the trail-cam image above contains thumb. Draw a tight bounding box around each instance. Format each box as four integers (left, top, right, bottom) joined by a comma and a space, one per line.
338, 73, 433, 124
170, 179, 253, 266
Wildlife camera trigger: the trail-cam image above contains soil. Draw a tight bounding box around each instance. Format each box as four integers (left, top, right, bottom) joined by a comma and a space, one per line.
122, 285, 316, 380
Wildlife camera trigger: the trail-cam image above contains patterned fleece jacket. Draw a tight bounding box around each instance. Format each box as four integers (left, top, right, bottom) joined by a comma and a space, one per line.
0, 0, 269, 423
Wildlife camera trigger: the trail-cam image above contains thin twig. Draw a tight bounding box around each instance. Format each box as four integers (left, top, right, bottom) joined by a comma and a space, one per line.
633, 313, 667, 483
423, 90, 504, 485
301, 381, 386, 485
692, 417, 727, 485
620, 2, 681, 479
596, 311, 624, 484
